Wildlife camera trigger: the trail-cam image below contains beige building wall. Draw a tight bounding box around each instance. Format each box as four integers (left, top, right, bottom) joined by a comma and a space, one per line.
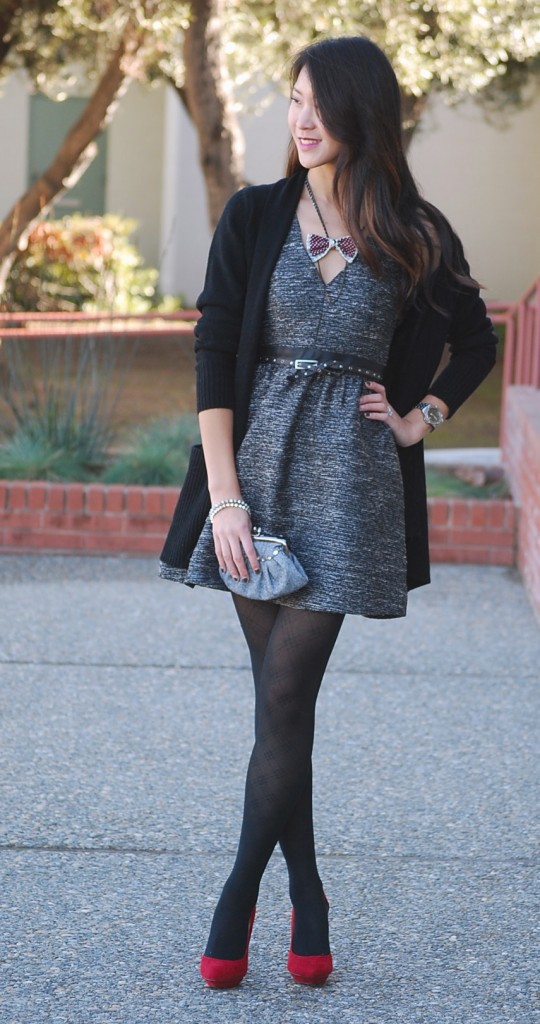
106, 81, 166, 271
159, 89, 213, 304
408, 92, 540, 302
0, 72, 30, 215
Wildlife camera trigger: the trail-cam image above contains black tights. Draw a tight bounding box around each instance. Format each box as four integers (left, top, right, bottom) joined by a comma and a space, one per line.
204, 596, 344, 959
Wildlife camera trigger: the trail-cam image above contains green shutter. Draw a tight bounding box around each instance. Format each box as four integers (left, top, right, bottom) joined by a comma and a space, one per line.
28, 94, 107, 216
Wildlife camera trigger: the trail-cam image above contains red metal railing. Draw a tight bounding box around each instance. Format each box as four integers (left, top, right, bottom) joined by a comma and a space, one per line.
488, 277, 540, 392
486, 277, 540, 446
0, 309, 199, 338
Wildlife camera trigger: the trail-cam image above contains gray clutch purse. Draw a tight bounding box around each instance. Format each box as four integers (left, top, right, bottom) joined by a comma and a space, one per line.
219, 529, 308, 601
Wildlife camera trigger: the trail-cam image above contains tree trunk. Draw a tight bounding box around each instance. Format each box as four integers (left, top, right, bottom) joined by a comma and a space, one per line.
182, 0, 245, 228
0, 21, 142, 291
401, 90, 428, 152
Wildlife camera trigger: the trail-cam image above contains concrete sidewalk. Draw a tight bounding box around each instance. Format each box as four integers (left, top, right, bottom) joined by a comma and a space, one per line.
0, 554, 538, 1024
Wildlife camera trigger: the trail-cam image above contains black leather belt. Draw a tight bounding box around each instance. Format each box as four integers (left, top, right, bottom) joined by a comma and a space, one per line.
258, 346, 385, 382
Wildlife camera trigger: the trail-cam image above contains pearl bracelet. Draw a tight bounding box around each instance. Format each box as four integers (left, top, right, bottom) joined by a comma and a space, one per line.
208, 498, 251, 524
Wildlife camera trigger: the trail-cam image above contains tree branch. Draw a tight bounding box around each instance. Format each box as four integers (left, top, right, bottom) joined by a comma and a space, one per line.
0, 19, 144, 289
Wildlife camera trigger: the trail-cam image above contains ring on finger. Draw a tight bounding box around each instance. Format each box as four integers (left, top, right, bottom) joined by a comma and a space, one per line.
386, 406, 393, 417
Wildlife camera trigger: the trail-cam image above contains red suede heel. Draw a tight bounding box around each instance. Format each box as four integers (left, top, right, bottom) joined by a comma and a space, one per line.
287, 906, 333, 986
200, 907, 256, 989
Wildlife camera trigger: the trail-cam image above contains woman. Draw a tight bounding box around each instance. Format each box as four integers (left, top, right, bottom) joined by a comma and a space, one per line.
160, 36, 497, 988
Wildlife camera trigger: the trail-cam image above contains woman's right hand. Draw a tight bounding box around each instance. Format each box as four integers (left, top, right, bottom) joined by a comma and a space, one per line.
212, 507, 260, 582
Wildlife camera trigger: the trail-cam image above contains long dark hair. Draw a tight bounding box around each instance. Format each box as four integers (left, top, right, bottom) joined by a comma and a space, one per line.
286, 36, 477, 307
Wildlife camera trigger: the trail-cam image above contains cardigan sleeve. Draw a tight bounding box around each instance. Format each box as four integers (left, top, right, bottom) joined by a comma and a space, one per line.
194, 188, 255, 412
428, 287, 498, 417
426, 253, 498, 417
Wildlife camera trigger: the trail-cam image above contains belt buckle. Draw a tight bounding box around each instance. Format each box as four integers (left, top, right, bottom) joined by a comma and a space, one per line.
293, 358, 319, 370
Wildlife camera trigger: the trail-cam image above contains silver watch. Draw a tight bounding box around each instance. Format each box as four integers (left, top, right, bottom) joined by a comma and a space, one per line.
416, 401, 445, 431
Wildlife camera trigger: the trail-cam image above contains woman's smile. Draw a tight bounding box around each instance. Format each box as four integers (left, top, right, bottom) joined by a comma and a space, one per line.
297, 136, 321, 149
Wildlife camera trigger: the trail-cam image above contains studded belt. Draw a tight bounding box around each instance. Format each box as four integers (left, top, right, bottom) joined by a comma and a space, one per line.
258, 345, 385, 382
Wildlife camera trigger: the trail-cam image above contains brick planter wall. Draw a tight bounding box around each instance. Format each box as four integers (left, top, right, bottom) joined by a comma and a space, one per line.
502, 386, 540, 620
0, 481, 178, 555
428, 497, 517, 566
0, 480, 517, 567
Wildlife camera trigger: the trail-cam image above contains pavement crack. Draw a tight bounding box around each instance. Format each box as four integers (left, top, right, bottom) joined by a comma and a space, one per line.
0, 659, 538, 681
0, 844, 537, 866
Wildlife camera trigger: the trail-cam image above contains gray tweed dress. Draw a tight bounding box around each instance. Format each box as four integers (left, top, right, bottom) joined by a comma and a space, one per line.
181, 217, 408, 618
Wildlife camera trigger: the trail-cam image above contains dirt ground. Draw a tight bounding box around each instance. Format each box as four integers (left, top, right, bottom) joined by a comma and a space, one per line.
112, 334, 197, 431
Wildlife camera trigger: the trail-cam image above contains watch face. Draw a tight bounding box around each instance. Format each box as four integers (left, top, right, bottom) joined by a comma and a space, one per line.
425, 404, 444, 426
426, 403, 444, 423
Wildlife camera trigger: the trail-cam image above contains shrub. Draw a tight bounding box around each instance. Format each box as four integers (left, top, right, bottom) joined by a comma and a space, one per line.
3, 215, 163, 313
0, 427, 94, 481
102, 416, 200, 486
0, 332, 134, 469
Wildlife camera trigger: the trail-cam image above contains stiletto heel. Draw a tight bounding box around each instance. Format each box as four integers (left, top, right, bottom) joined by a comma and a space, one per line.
200, 907, 256, 988
287, 903, 333, 986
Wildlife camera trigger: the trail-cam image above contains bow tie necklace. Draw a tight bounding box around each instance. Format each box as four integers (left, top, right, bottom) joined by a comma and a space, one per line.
305, 177, 358, 305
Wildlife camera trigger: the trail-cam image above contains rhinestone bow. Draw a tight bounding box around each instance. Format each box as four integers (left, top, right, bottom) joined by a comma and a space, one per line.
306, 232, 358, 264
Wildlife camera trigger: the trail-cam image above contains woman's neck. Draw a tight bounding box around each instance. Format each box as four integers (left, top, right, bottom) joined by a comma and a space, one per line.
306, 164, 336, 205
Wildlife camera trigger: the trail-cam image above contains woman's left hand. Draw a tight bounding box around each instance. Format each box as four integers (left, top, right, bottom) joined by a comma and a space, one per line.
358, 380, 427, 448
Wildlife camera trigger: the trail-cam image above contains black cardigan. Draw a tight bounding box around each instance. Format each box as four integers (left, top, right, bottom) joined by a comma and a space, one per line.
160, 172, 497, 591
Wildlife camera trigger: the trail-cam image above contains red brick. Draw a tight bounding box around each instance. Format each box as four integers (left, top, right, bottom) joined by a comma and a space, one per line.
2, 528, 83, 550
120, 533, 162, 554
36, 530, 86, 550
86, 485, 105, 513
1, 528, 34, 546
69, 514, 93, 530
41, 513, 67, 529
125, 488, 145, 514
144, 487, 164, 515
0, 482, 7, 510
162, 489, 178, 516
450, 528, 515, 548
432, 540, 515, 565
124, 515, 168, 534
27, 482, 48, 510
104, 485, 125, 512
452, 547, 490, 564
481, 528, 515, 548
428, 545, 447, 562
40, 512, 91, 531
431, 545, 480, 564
488, 548, 515, 566
84, 533, 127, 552
470, 503, 488, 528
85, 513, 126, 533
65, 484, 85, 512
427, 526, 450, 545
428, 500, 450, 527
487, 501, 506, 528
2, 511, 42, 529
450, 500, 470, 527
47, 484, 66, 512
8, 482, 27, 510
504, 504, 517, 529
